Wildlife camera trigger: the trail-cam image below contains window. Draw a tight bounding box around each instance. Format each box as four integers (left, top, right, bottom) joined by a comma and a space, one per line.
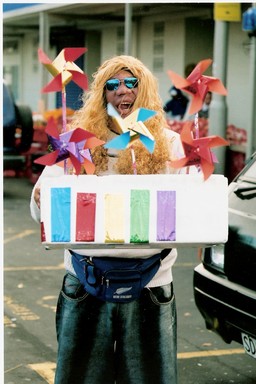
3, 66, 19, 100
117, 26, 124, 55
153, 22, 165, 72
3, 40, 19, 55
3, 39, 20, 100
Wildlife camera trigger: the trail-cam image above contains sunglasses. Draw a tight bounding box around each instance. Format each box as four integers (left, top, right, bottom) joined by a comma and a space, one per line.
105, 77, 139, 91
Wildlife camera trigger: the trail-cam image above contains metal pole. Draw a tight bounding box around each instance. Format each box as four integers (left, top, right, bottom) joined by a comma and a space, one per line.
209, 20, 229, 175
124, 3, 132, 55
246, 4, 256, 158
39, 11, 49, 111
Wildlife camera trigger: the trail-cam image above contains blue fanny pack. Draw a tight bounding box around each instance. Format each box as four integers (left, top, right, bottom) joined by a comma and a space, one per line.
70, 249, 170, 303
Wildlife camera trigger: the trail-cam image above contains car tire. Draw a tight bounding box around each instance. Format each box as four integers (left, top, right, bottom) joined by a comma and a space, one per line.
15, 104, 34, 152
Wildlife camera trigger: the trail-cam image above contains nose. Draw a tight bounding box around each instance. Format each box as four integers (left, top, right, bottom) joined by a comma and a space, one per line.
116, 82, 132, 94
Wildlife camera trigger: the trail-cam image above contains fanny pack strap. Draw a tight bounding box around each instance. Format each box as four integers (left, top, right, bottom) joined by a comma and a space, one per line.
69, 248, 170, 264
159, 248, 171, 259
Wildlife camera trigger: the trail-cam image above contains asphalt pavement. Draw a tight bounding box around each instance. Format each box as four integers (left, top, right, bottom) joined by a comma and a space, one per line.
3, 176, 256, 384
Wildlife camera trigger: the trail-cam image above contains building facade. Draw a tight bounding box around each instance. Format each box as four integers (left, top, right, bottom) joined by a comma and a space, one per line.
3, 3, 254, 145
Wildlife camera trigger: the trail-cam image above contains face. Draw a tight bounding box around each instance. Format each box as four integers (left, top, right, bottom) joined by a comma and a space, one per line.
205, 92, 212, 105
105, 70, 139, 118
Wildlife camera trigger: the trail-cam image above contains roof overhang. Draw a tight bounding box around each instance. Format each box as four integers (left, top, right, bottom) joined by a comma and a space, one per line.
3, 3, 214, 36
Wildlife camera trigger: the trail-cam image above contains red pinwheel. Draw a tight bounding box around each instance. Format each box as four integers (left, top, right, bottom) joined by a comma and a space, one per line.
38, 47, 88, 93
34, 117, 105, 175
169, 121, 229, 180
167, 59, 227, 115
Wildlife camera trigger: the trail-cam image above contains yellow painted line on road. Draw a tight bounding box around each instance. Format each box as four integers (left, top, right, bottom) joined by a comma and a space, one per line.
178, 348, 245, 359
174, 262, 198, 267
4, 263, 64, 272
4, 315, 17, 328
28, 362, 56, 384
37, 296, 58, 312
4, 229, 37, 244
26, 349, 246, 384
5, 364, 23, 374
4, 295, 40, 321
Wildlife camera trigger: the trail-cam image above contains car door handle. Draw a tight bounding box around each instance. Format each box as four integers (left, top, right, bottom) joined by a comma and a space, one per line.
234, 186, 256, 200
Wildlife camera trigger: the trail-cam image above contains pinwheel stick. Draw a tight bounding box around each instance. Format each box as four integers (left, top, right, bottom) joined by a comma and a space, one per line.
61, 86, 68, 174
194, 112, 199, 139
62, 88, 67, 132
130, 146, 137, 175
193, 113, 201, 174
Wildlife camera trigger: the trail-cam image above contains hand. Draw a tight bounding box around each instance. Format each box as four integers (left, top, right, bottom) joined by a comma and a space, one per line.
34, 187, 41, 209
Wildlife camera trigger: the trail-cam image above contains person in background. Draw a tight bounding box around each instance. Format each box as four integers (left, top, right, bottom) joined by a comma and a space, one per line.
184, 62, 196, 78
198, 91, 212, 119
163, 86, 189, 121
30, 55, 193, 384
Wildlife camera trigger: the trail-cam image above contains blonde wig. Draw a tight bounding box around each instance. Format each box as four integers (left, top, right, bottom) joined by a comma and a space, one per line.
70, 55, 171, 175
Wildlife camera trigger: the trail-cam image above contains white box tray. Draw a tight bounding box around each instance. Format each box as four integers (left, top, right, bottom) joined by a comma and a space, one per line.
40, 174, 228, 249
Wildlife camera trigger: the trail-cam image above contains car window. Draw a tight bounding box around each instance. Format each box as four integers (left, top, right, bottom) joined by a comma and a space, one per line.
3, 83, 16, 127
244, 161, 256, 183
241, 160, 256, 181
228, 157, 256, 215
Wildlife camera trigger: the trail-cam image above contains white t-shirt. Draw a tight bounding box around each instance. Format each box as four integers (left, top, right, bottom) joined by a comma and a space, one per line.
30, 128, 195, 287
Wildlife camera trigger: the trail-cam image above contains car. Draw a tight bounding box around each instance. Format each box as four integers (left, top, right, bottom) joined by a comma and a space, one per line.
193, 151, 256, 359
3, 80, 34, 173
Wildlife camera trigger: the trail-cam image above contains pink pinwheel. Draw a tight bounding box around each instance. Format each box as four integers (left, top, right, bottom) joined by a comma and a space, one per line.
169, 121, 229, 180
38, 47, 88, 93
167, 59, 227, 115
34, 117, 105, 175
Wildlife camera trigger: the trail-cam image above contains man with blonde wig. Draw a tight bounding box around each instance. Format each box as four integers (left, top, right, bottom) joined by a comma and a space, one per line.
31, 55, 189, 384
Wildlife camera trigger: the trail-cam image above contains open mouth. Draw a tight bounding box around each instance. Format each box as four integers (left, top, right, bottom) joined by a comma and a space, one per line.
117, 102, 133, 116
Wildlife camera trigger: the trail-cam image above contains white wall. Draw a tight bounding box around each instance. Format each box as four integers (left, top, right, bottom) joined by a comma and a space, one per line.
101, 27, 118, 62
101, 18, 187, 107
132, 17, 187, 106
161, 19, 186, 106
6, 33, 57, 112
3, 13, 252, 133
21, 35, 41, 111
226, 23, 250, 129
